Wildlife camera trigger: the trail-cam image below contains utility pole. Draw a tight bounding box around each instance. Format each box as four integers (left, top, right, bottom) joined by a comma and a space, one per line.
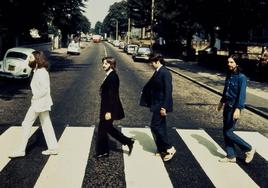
116, 20, 118, 41
127, 18, 131, 44
150, 0, 155, 48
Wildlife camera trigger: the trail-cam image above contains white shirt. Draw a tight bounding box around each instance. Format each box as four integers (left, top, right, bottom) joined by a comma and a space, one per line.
156, 64, 163, 72
30, 68, 53, 112
103, 69, 113, 83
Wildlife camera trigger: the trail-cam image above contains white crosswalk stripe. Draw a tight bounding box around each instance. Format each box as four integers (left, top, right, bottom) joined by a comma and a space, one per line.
176, 129, 259, 188
0, 126, 267, 187
34, 127, 94, 188
235, 131, 268, 161
122, 128, 173, 188
0, 126, 38, 172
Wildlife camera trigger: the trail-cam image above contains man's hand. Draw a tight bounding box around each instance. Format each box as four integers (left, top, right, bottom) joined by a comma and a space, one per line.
160, 108, 167, 116
233, 109, 241, 120
217, 102, 223, 112
105, 112, 112, 120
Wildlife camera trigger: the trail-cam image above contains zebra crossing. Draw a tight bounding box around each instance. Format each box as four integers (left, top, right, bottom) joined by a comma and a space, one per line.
0, 126, 267, 187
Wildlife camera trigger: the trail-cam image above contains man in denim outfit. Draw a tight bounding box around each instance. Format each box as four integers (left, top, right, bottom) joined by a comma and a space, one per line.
217, 55, 255, 163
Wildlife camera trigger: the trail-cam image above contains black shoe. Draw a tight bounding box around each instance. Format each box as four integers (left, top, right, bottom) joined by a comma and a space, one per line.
95, 153, 109, 159
127, 138, 135, 156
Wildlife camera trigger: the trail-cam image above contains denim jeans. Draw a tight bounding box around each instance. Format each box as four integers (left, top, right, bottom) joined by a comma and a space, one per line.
223, 105, 251, 158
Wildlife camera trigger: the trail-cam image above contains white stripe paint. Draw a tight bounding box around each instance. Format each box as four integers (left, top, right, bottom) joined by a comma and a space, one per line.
103, 45, 107, 56
122, 128, 173, 188
34, 127, 94, 188
0, 126, 38, 171
176, 129, 259, 188
235, 131, 268, 161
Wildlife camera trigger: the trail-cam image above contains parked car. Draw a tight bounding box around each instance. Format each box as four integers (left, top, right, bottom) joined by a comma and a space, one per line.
119, 41, 126, 49
124, 44, 138, 54
132, 46, 153, 61
67, 41, 80, 55
0, 47, 35, 79
112, 40, 120, 47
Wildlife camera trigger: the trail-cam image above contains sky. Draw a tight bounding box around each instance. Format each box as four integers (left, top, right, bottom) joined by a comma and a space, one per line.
83, 0, 122, 28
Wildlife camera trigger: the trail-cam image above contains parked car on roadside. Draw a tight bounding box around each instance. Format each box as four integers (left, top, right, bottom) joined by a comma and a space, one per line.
124, 44, 138, 54
67, 41, 80, 55
132, 46, 153, 62
0, 47, 35, 79
119, 41, 126, 49
112, 40, 120, 47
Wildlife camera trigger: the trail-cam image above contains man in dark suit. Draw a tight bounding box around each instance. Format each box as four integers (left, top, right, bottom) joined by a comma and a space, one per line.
96, 57, 134, 158
140, 54, 176, 161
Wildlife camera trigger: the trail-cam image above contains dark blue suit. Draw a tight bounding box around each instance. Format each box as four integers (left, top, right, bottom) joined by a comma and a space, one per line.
140, 66, 173, 153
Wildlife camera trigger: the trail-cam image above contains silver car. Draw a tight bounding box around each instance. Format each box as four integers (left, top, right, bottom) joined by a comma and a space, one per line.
132, 46, 153, 62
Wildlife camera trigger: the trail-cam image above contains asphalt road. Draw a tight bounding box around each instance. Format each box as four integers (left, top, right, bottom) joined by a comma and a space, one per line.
0, 42, 267, 188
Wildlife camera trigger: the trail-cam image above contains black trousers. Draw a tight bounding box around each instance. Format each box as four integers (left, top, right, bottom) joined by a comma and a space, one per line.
150, 111, 171, 153
96, 119, 131, 155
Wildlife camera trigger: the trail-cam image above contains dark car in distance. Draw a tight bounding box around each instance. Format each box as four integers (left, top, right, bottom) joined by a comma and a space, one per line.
132, 46, 153, 62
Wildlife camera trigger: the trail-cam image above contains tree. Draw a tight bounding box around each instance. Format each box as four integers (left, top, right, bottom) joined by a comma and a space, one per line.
94, 21, 103, 35
127, 0, 151, 28
102, 1, 128, 39
0, 0, 91, 48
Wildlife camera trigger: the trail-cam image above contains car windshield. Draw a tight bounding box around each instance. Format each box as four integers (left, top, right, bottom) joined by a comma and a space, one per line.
128, 46, 136, 49
6, 52, 27, 60
138, 48, 151, 53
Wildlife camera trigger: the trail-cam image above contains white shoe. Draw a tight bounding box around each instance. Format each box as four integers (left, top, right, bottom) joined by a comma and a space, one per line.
219, 157, 236, 163
42, 149, 58, 156
9, 151, 25, 158
163, 146, 176, 161
245, 148, 256, 163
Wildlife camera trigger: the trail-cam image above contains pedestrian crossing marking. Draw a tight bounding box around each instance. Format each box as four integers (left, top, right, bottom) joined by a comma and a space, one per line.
0, 126, 267, 187
235, 131, 268, 161
34, 127, 94, 188
0, 126, 38, 172
122, 128, 173, 188
176, 129, 259, 188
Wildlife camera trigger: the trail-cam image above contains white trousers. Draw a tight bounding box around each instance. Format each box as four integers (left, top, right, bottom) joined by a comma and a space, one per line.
18, 106, 58, 152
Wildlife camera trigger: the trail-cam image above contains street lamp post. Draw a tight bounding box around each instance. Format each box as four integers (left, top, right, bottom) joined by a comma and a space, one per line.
127, 18, 131, 44
150, 0, 155, 48
116, 20, 118, 40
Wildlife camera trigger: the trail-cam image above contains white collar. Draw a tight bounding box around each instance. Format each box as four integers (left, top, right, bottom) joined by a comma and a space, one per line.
156, 64, 163, 72
106, 69, 113, 76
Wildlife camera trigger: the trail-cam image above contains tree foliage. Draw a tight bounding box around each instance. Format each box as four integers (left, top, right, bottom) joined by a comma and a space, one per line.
102, 1, 128, 39
0, 0, 91, 46
127, 0, 268, 50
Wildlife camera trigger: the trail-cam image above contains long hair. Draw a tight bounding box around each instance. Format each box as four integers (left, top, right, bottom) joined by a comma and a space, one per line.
228, 54, 243, 73
32, 50, 49, 69
102, 56, 116, 70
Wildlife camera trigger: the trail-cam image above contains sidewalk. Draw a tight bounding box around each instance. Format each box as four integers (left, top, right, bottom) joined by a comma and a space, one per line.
164, 58, 268, 119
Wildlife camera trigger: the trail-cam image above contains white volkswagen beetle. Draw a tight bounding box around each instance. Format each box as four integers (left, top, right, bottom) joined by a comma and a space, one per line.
0, 47, 35, 79
67, 40, 80, 55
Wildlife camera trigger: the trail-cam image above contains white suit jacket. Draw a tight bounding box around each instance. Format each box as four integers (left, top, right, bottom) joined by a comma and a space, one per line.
30, 68, 53, 112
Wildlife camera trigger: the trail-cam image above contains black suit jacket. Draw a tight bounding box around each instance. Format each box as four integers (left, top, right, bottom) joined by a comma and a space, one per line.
140, 66, 173, 112
100, 70, 125, 120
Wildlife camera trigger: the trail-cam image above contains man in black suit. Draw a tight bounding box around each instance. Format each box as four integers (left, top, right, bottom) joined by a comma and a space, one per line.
140, 54, 176, 161
96, 57, 134, 158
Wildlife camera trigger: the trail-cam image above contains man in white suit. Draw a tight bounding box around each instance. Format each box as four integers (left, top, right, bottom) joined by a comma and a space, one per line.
9, 50, 58, 158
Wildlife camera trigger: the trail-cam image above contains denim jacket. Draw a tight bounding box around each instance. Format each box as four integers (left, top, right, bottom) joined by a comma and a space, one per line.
220, 71, 247, 109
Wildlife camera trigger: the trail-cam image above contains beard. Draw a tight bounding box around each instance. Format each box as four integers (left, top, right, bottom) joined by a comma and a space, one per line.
103, 66, 111, 72
28, 60, 37, 69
